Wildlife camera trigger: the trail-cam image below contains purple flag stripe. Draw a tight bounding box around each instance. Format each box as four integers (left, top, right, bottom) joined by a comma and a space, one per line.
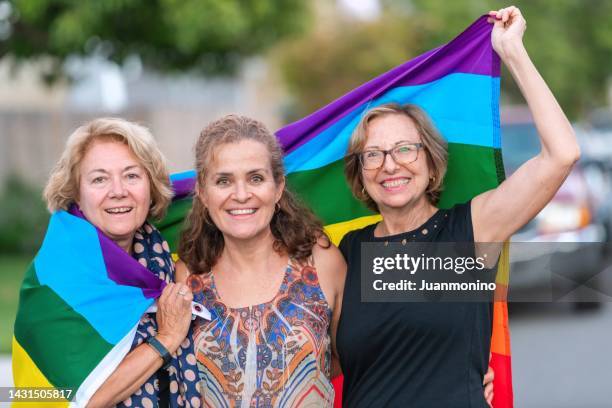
69, 205, 165, 299
172, 177, 196, 199
276, 15, 499, 155
394, 17, 498, 87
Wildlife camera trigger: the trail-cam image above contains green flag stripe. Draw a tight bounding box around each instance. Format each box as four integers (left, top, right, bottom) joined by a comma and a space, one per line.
158, 143, 502, 248
287, 159, 374, 225
155, 197, 193, 252
14, 263, 113, 389
439, 143, 502, 207
287, 143, 502, 224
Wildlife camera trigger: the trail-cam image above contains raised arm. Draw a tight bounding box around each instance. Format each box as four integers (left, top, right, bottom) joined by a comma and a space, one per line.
472, 6, 580, 243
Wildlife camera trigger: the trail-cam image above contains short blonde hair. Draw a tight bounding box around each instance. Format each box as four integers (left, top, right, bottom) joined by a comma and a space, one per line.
43, 118, 173, 220
344, 103, 448, 211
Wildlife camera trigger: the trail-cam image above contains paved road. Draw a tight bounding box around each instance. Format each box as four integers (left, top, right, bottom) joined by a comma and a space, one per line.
510, 257, 612, 408
0, 357, 10, 387
510, 302, 612, 408
0, 357, 11, 408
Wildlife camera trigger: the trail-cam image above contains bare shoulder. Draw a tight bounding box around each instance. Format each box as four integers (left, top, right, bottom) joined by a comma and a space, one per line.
175, 260, 191, 284
312, 237, 347, 287
311, 238, 346, 313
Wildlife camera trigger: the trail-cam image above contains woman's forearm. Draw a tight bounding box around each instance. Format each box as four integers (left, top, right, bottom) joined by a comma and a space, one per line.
502, 41, 580, 165
86, 341, 168, 408
87, 282, 193, 407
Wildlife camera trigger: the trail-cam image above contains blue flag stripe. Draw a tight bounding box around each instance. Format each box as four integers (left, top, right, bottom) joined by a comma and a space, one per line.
34, 211, 152, 344
284, 73, 500, 174
170, 170, 197, 182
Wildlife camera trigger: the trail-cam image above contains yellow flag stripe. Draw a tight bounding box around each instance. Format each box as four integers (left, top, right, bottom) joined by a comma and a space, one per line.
324, 214, 382, 246
11, 336, 69, 407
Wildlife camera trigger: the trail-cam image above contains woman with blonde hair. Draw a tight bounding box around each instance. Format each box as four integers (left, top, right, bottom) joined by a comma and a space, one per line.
42, 117, 200, 407
336, 7, 580, 407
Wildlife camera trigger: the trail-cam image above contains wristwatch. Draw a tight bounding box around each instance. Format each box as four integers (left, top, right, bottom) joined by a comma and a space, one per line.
146, 336, 172, 369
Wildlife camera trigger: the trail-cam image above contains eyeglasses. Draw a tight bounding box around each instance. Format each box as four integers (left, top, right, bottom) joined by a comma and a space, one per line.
358, 143, 423, 170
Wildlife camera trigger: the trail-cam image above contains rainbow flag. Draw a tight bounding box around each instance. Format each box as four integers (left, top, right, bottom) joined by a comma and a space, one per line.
12, 208, 165, 407
12, 14, 511, 408
279, 14, 512, 407
160, 15, 513, 407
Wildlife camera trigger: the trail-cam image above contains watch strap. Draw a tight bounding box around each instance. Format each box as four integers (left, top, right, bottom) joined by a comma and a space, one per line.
146, 336, 172, 369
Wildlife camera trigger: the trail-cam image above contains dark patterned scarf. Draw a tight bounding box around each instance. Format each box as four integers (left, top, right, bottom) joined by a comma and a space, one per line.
116, 222, 201, 408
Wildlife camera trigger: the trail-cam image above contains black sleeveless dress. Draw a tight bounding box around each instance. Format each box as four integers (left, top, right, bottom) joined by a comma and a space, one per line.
336, 201, 492, 408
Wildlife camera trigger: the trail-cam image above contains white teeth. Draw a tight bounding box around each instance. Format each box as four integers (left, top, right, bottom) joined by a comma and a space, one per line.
106, 207, 132, 214
382, 179, 409, 188
229, 208, 256, 215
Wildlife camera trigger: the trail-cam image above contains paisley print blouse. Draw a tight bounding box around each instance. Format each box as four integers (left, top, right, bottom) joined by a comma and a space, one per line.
188, 262, 333, 408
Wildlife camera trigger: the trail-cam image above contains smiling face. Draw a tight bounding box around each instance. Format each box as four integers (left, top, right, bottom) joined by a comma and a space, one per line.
199, 139, 284, 243
361, 113, 432, 212
77, 140, 151, 252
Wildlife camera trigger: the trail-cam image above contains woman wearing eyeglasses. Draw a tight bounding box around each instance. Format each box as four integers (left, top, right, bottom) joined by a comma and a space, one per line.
335, 6, 580, 407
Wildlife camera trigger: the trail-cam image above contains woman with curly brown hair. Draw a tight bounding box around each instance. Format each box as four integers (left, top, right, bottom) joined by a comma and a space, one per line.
176, 114, 345, 407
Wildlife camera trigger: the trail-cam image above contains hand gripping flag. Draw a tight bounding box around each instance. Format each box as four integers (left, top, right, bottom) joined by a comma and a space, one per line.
160, 15, 513, 408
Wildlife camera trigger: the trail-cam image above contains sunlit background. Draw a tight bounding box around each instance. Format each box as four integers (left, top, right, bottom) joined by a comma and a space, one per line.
1, 1, 612, 406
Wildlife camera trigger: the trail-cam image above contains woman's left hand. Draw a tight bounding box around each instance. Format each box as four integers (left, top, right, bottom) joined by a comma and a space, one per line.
483, 364, 494, 407
156, 282, 193, 353
488, 6, 527, 60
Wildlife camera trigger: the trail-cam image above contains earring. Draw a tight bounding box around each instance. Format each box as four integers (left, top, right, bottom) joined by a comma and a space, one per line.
361, 186, 367, 196
275, 202, 281, 212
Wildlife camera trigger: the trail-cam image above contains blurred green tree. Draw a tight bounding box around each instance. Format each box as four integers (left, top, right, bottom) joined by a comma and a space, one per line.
277, 10, 422, 121
278, 0, 612, 120
0, 176, 48, 255
0, 0, 311, 77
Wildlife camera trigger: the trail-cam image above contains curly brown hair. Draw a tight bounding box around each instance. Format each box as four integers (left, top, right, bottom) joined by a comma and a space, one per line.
178, 114, 328, 275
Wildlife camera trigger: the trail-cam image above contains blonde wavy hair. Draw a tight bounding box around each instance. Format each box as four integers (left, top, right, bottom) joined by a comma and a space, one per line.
345, 103, 448, 211
43, 118, 173, 220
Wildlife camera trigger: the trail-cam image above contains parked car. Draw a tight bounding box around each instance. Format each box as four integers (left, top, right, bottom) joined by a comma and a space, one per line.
500, 108, 609, 309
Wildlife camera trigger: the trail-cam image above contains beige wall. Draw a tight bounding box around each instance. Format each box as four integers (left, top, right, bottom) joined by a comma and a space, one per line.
0, 59, 68, 111
0, 59, 287, 188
